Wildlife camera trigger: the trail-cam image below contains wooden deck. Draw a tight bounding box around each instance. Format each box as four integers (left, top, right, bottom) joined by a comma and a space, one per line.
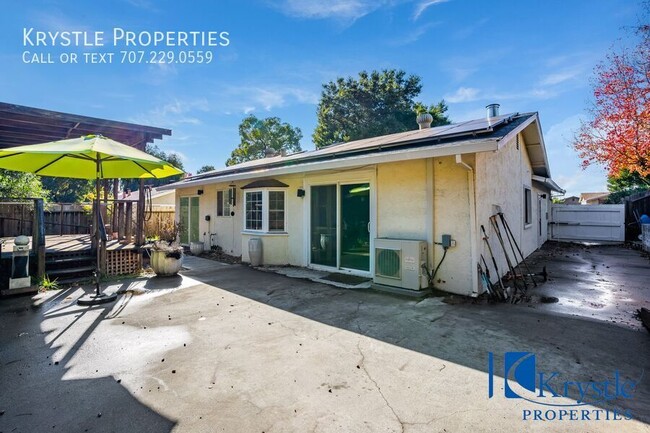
1, 234, 139, 258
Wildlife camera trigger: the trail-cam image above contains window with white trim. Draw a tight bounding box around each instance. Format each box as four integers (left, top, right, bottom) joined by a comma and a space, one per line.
216, 190, 233, 217
524, 187, 532, 226
244, 190, 286, 232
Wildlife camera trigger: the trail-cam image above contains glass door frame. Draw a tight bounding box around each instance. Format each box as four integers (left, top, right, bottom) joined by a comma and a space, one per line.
304, 174, 375, 277
179, 195, 200, 246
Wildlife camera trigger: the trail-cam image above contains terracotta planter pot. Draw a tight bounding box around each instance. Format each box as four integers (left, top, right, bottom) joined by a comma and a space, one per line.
151, 249, 183, 276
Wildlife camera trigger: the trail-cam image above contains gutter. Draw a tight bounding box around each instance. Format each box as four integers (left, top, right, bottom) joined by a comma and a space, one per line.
159, 138, 499, 191
455, 154, 480, 297
532, 175, 565, 194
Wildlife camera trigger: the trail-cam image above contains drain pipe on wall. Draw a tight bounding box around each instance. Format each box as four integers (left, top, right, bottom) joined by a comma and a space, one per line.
455, 154, 479, 296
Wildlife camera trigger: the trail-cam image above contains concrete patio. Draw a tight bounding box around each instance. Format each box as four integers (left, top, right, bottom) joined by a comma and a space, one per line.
0, 243, 648, 432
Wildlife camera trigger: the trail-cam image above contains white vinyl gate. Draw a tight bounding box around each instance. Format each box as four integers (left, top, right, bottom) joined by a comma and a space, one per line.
549, 204, 625, 242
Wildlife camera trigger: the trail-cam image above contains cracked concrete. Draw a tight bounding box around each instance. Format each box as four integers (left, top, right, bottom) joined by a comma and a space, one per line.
0, 243, 649, 432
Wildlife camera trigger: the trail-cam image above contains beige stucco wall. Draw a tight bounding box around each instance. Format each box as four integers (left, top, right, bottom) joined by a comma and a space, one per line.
152, 191, 176, 206
173, 144, 548, 296
176, 183, 243, 256
376, 160, 428, 239
238, 176, 304, 265
173, 158, 474, 293
431, 155, 475, 296
474, 132, 550, 289
177, 176, 303, 266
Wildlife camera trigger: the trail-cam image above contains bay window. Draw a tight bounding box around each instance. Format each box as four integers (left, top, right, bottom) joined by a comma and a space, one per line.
244, 190, 286, 232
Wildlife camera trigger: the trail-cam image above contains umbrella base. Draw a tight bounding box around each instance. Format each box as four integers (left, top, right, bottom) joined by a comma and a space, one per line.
77, 293, 117, 306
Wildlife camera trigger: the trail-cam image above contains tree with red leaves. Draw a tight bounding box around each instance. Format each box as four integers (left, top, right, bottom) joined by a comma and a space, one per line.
573, 24, 650, 183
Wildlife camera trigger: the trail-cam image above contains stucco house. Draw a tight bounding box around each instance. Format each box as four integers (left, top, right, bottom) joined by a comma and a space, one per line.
562, 196, 580, 205
123, 187, 176, 206
580, 192, 610, 205
159, 106, 563, 296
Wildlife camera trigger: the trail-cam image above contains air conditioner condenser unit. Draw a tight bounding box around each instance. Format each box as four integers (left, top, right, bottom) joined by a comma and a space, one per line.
374, 239, 428, 290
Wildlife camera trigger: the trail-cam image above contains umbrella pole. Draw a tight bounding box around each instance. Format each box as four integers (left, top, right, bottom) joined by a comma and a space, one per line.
78, 155, 116, 306
95, 176, 101, 297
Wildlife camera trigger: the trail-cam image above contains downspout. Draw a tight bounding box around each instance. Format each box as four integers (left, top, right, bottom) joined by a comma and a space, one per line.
455, 154, 479, 296
426, 158, 435, 285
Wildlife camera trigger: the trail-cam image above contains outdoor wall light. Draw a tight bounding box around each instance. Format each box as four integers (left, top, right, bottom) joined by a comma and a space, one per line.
297, 188, 305, 197
197, 189, 204, 195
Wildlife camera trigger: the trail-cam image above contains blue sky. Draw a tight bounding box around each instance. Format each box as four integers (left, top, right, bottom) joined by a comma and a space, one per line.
0, 0, 643, 196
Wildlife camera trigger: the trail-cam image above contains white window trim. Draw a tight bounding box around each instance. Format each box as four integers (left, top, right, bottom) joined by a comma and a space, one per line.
243, 189, 287, 234
216, 189, 232, 218
524, 186, 533, 229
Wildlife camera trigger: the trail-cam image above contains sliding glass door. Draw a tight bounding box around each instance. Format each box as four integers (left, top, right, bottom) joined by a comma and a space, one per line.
340, 183, 370, 271
310, 183, 370, 272
310, 185, 337, 267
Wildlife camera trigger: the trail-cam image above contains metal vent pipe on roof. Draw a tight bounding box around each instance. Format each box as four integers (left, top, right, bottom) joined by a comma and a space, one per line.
486, 103, 500, 119
416, 112, 433, 129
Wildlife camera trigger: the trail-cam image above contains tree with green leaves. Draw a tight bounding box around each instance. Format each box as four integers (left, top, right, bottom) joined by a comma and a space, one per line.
196, 165, 215, 174
605, 169, 650, 203
0, 169, 48, 199
41, 177, 94, 203
122, 144, 185, 191
313, 69, 450, 148
226, 115, 302, 166
607, 169, 650, 192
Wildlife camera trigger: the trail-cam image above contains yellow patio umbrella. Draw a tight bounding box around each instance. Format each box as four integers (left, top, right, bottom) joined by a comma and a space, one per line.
0, 134, 184, 304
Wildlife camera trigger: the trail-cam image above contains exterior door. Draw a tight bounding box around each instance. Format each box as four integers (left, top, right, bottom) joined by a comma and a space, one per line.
310, 185, 337, 267
309, 183, 370, 272
340, 183, 370, 271
538, 195, 548, 244
179, 196, 200, 244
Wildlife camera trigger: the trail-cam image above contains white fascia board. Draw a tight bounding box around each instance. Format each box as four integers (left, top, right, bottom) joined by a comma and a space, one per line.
532, 175, 566, 194
496, 113, 537, 150
159, 139, 499, 190
496, 113, 552, 179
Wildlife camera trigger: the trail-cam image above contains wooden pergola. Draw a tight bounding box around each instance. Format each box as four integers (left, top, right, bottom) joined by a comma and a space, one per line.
0, 102, 172, 279
0, 102, 170, 150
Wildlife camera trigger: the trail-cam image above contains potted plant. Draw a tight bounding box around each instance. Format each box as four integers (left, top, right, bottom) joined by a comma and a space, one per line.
150, 221, 184, 276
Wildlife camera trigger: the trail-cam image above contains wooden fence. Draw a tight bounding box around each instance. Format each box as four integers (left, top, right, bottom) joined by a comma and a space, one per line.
624, 191, 650, 240
1, 199, 175, 241
0, 201, 93, 237
0, 200, 34, 237
144, 206, 175, 239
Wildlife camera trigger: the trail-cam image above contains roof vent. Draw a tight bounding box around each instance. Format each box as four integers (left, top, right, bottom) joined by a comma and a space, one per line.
264, 148, 276, 158
416, 112, 433, 130
486, 103, 500, 119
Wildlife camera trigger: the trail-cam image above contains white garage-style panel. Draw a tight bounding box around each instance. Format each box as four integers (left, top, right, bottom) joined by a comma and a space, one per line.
550, 204, 625, 242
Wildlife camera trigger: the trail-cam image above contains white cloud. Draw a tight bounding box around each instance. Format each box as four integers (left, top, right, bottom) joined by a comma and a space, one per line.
413, 0, 449, 21
543, 114, 608, 197
390, 22, 440, 46
222, 85, 319, 112
122, 0, 160, 11
130, 98, 210, 127
274, 0, 391, 21
444, 87, 480, 103
539, 69, 582, 86
445, 85, 561, 107
555, 169, 607, 197
440, 48, 511, 82
164, 149, 188, 162
544, 114, 584, 155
